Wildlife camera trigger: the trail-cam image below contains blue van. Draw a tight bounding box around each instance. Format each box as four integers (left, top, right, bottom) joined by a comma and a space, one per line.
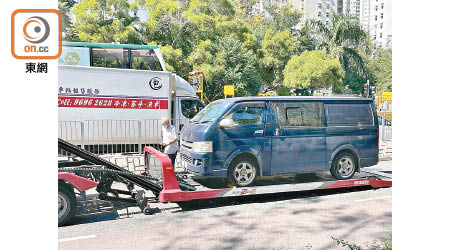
179, 97, 379, 187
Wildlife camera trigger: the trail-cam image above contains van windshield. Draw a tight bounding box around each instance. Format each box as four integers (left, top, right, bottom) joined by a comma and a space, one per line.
191, 100, 231, 123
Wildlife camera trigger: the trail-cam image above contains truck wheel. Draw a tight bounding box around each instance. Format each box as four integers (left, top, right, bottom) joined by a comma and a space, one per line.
58, 185, 76, 226
331, 152, 357, 180
143, 207, 152, 215
228, 157, 258, 187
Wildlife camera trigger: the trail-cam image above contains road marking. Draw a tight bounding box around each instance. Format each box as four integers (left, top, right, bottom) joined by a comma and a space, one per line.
355, 196, 392, 202
58, 235, 96, 242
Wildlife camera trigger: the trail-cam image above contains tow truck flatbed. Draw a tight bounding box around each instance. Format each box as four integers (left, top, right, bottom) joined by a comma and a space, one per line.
58, 139, 391, 225
143, 147, 392, 203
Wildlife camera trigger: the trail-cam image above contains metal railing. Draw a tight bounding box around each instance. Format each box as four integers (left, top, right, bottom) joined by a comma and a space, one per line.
58, 118, 189, 155
378, 113, 392, 141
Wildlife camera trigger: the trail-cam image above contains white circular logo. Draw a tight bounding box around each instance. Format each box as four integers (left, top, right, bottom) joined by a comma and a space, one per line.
149, 77, 162, 90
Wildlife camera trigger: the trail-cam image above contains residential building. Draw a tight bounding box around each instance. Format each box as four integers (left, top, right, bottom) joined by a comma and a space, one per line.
360, 0, 392, 47
252, 0, 343, 26
294, 0, 340, 26
343, 0, 361, 17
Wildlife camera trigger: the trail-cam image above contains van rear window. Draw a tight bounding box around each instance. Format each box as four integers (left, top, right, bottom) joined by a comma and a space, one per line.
326, 104, 373, 126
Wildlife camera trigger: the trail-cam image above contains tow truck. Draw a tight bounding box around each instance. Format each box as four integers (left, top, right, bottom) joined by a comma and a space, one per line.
58, 139, 392, 226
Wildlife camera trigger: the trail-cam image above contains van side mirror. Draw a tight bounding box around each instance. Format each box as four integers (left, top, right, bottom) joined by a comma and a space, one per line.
219, 118, 236, 129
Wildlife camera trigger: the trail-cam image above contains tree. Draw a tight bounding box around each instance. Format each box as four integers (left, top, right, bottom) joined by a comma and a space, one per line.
283, 50, 344, 93
159, 44, 191, 78
308, 14, 370, 94
62, 0, 390, 99
276, 85, 291, 96
247, 1, 303, 41
187, 39, 216, 67
368, 47, 392, 92
58, 0, 78, 40
262, 2, 303, 33
261, 29, 297, 87
309, 14, 368, 70
197, 35, 262, 101
71, 0, 142, 43
340, 64, 367, 94
295, 22, 317, 55
137, 0, 238, 55
138, 0, 190, 51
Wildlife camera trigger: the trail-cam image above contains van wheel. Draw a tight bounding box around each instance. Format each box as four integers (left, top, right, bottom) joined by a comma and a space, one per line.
228, 157, 258, 187
331, 152, 357, 180
58, 184, 76, 226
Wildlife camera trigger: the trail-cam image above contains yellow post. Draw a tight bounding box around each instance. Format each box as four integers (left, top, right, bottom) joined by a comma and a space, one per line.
200, 74, 204, 103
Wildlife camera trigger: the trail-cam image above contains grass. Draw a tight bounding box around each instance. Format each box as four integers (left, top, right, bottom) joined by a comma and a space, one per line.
331, 236, 392, 250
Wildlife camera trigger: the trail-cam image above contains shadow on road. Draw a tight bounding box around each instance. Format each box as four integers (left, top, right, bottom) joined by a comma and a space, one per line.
156, 187, 392, 250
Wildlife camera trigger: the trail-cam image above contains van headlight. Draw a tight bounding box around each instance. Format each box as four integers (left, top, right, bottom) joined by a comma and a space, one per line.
192, 141, 213, 153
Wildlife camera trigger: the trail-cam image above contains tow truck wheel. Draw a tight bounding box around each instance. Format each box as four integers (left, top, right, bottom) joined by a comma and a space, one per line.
58, 184, 76, 226
228, 157, 258, 187
143, 207, 152, 215
331, 152, 357, 180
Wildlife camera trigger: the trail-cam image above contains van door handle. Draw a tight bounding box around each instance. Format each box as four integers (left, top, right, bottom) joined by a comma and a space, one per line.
254, 130, 264, 136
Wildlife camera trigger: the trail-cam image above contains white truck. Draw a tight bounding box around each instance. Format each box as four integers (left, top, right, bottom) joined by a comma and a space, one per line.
58, 42, 203, 151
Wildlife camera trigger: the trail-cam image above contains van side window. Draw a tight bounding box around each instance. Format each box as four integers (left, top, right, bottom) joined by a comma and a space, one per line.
326, 104, 373, 126
274, 102, 324, 127
225, 104, 264, 125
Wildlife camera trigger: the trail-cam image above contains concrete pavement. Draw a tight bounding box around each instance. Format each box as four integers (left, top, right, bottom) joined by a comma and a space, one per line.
59, 189, 392, 250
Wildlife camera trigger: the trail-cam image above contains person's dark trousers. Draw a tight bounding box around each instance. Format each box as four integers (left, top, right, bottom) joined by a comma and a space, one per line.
168, 153, 177, 167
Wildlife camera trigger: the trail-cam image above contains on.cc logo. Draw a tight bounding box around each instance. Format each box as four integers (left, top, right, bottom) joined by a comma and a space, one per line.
23, 16, 50, 44
11, 9, 62, 59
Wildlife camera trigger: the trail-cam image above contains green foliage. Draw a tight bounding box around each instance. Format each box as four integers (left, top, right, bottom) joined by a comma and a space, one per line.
310, 14, 368, 69
159, 44, 190, 78
283, 50, 344, 92
140, 0, 189, 50
263, 3, 303, 33
59, 0, 77, 8
341, 64, 367, 94
187, 39, 216, 67
331, 236, 392, 250
71, 0, 142, 43
261, 29, 297, 87
368, 47, 392, 92
63, 0, 391, 100
58, 0, 78, 40
276, 86, 291, 96
58, 1, 73, 37
295, 23, 317, 54
199, 35, 262, 100
308, 14, 370, 94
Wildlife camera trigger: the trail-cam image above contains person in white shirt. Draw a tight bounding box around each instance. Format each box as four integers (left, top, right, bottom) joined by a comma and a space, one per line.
160, 117, 178, 167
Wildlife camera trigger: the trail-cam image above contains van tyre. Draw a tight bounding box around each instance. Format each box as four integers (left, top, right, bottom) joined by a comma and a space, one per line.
58, 184, 76, 226
331, 152, 357, 180
228, 157, 258, 187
